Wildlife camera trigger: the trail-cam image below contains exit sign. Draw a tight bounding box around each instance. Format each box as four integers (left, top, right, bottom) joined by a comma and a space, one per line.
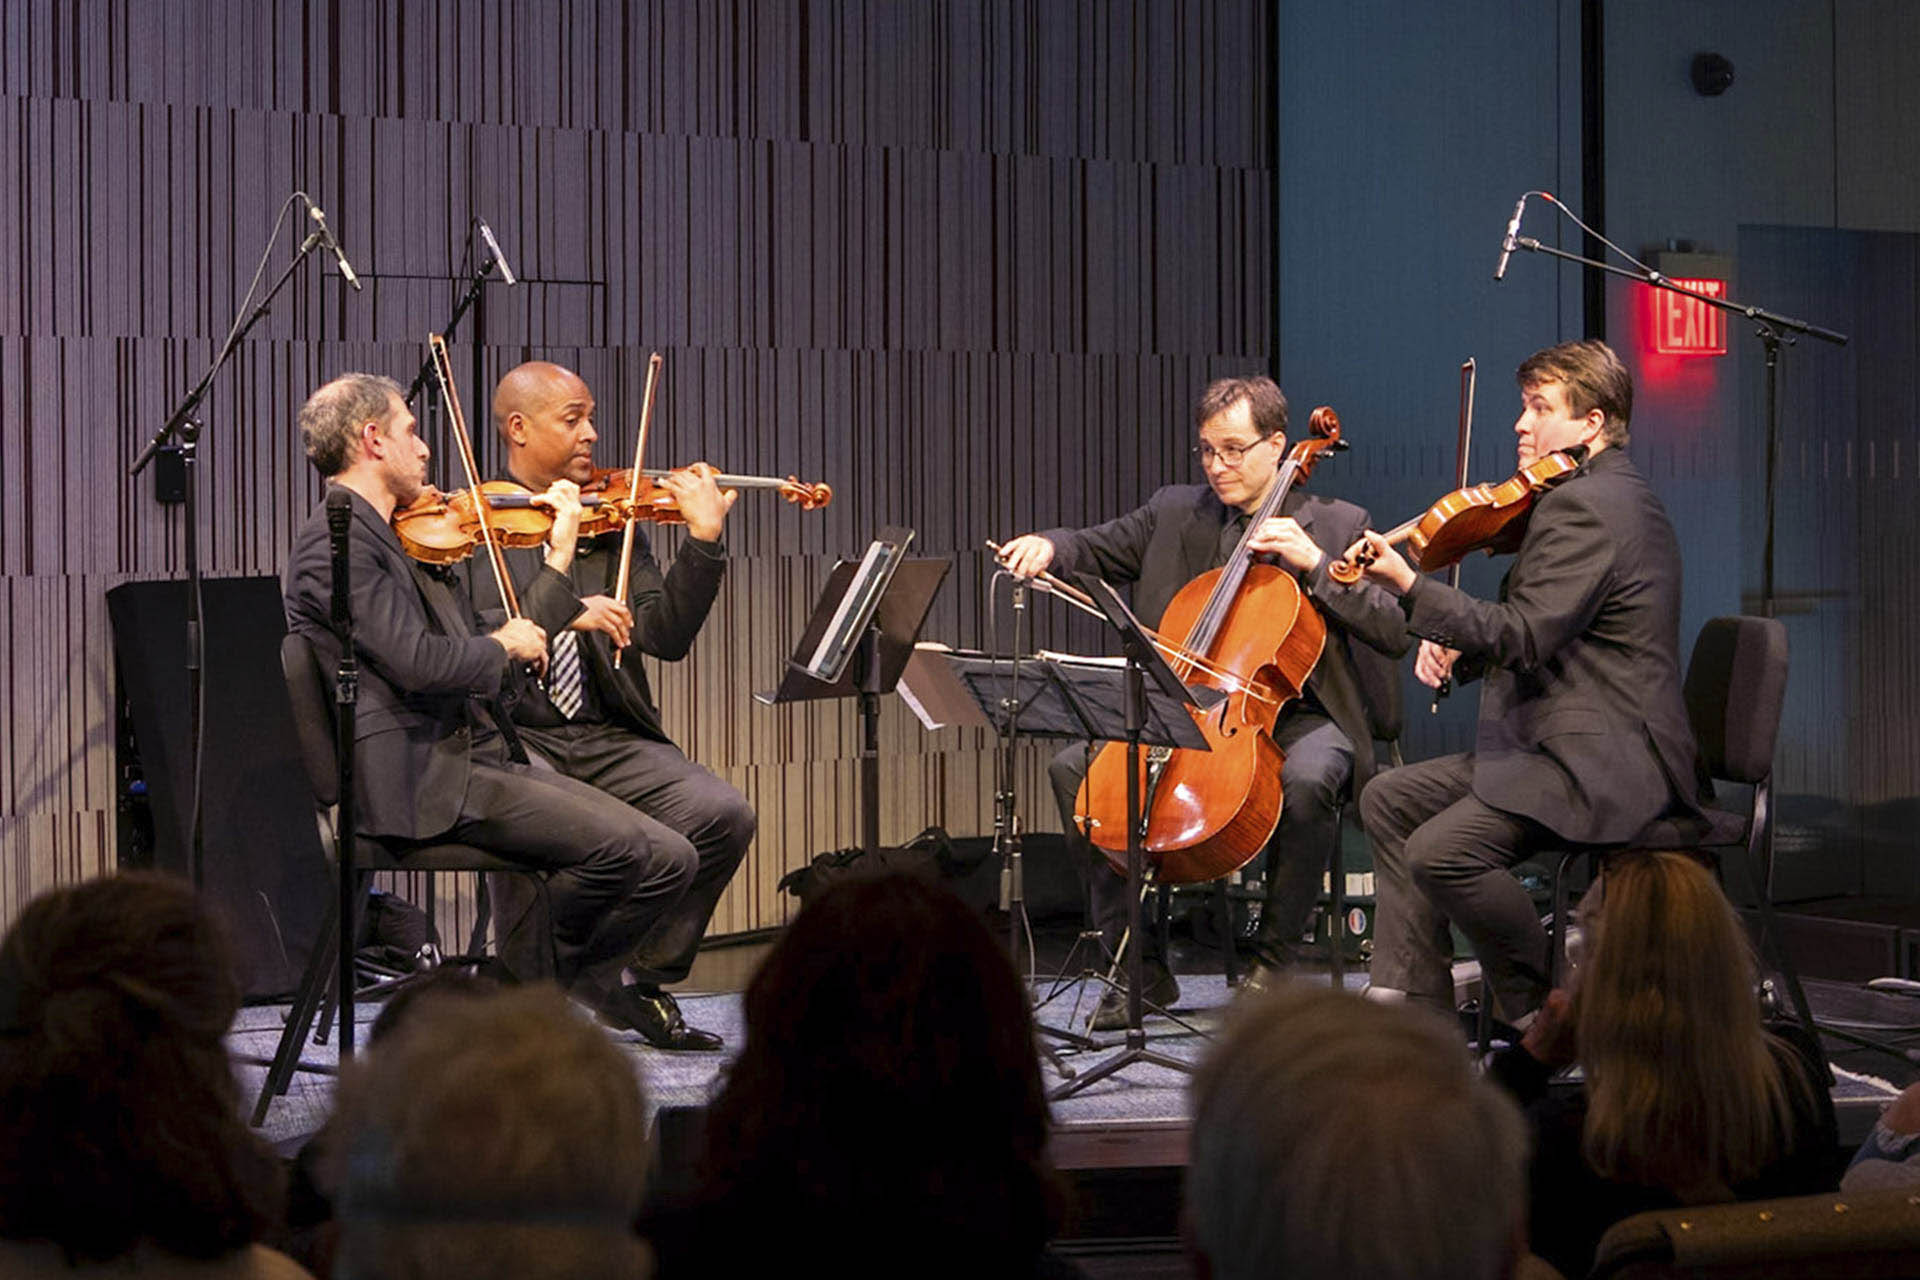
1649, 277, 1728, 355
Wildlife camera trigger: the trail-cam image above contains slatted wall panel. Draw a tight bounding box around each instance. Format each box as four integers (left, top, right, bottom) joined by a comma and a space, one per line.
0, 0, 1273, 943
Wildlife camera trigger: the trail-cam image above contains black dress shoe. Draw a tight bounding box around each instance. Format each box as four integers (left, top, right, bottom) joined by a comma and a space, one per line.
1234, 963, 1284, 999
1090, 964, 1180, 1032
599, 986, 724, 1052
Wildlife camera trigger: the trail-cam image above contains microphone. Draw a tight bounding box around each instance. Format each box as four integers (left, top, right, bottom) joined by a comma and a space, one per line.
326, 486, 354, 631
476, 217, 517, 286
305, 201, 363, 291
1493, 195, 1528, 282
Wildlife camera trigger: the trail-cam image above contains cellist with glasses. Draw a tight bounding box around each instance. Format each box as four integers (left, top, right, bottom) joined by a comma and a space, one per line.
997, 376, 1410, 1029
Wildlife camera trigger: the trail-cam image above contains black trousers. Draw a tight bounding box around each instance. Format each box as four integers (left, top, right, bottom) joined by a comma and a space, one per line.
1046, 708, 1353, 970
493, 722, 756, 992
445, 749, 695, 993
1358, 751, 1552, 1018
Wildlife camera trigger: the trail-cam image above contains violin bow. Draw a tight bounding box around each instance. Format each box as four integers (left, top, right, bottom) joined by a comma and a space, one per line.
1432, 357, 1475, 711
427, 333, 520, 618
611, 352, 665, 670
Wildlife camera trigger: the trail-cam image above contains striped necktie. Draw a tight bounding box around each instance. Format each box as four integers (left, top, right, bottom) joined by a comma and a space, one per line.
548, 630, 585, 720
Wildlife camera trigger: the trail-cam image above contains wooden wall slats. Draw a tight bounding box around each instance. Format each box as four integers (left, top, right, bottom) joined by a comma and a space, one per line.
1, 0, 1274, 944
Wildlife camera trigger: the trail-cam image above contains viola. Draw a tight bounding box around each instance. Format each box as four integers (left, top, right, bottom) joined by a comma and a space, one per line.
394, 336, 534, 618
392, 480, 631, 565
1074, 406, 1347, 886
1326, 447, 1587, 585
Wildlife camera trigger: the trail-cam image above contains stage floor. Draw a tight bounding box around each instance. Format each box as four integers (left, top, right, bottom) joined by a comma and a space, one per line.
232, 962, 1903, 1166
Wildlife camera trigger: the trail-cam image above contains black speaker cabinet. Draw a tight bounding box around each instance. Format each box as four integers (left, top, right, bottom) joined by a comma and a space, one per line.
107, 576, 330, 999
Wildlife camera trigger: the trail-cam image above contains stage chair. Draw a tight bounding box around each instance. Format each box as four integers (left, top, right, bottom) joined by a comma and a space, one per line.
249, 631, 554, 1127
1588, 1188, 1920, 1279
1545, 615, 1817, 1046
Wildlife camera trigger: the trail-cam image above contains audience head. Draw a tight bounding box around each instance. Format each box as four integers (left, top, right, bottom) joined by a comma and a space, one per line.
698, 873, 1061, 1271
0, 873, 284, 1262
328, 983, 651, 1280
1575, 850, 1810, 1195
1187, 982, 1528, 1280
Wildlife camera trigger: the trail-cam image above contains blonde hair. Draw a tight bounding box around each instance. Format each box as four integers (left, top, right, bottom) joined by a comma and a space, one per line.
1576, 852, 1813, 1197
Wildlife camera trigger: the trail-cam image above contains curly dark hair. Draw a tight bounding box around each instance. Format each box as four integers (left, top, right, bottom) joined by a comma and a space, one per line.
0, 873, 284, 1261
691, 873, 1063, 1274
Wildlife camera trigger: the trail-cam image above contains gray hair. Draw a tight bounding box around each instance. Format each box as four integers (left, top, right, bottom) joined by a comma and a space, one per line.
327, 985, 651, 1280
1187, 983, 1529, 1280
299, 372, 405, 477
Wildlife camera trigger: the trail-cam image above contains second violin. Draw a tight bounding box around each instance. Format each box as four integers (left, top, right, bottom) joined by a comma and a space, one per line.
580, 466, 832, 532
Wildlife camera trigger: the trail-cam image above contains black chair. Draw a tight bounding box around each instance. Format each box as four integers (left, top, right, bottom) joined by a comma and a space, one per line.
1545, 615, 1817, 1045
249, 631, 553, 1126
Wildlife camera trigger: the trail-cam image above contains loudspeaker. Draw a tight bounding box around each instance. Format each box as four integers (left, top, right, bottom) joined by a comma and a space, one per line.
107, 576, 331, 999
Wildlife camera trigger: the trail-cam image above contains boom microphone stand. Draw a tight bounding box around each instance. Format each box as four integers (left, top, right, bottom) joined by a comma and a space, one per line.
1502, 191, 1848, 620
129, 193, 343, 886
1504, 193, 1866, 1056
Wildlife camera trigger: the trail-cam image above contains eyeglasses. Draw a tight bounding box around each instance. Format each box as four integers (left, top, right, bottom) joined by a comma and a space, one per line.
1192, 436, 1273, 467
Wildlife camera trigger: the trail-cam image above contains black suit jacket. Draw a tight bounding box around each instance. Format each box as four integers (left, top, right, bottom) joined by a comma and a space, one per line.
282, 488, 573, 841
1041, 484, 1411, 789
464, 520, 727, 745
1401, 447, 1704, 844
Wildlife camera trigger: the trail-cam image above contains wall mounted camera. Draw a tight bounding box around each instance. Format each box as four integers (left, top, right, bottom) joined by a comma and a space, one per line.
1691, 52, 1735, 96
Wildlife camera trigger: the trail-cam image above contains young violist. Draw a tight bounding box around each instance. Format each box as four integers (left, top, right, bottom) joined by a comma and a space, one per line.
1341, 340, 1706, 1025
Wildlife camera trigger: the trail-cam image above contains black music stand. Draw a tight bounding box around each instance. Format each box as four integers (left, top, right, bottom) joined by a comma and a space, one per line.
931, 649, 1218, 1055
756, 528, 949, 858
1009, 576, 1211, 1100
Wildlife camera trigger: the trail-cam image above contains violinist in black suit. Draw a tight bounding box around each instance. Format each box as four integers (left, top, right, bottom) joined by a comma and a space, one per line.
1342, 340, 1704, 1022
462, 361, 755, 1052
282, 373, 694, 1005
999, 376, 1410, 1028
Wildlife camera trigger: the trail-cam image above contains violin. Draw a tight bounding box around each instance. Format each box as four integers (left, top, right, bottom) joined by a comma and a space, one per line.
579, 465, 832, 533
1326, 447, 1587, 585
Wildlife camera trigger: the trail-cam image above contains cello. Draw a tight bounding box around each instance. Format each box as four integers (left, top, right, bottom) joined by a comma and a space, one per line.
1075, 407, 1347, 886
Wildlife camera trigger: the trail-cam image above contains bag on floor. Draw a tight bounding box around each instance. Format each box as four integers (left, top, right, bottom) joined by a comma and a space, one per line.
776, 825, 979, 906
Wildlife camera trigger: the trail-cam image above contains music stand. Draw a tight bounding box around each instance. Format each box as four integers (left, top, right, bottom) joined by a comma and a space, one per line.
931, 650, 1216, 1051
756, 527, 949, 858
976, 574, 1211, 1099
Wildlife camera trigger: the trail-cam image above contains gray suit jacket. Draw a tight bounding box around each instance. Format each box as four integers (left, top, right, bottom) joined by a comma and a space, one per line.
1041, 483, 1411, 789
1401, 448, 1704, 844
282, 488, 572, 841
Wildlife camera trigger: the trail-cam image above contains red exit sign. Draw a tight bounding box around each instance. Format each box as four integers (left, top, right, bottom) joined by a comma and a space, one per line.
1649, 278, 1728, 355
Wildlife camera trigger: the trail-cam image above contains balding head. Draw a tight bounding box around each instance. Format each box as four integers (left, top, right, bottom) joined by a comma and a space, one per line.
493, 361, 598, 487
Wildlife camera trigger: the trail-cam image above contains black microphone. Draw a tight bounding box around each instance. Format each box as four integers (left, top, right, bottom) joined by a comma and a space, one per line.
305, 201, 363, 291
476, 217, 517, 286
326, 486, 354, 630
1493, 195, 1528, 282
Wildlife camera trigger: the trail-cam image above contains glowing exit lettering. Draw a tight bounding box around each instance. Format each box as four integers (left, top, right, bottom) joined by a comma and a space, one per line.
1650, 278, 1728, 356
